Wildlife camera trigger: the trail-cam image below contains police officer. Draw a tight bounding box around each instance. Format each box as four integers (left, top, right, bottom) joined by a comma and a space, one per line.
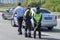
24, 5, 32, 38
13, 3, 25, 35
33, 6, 42, 38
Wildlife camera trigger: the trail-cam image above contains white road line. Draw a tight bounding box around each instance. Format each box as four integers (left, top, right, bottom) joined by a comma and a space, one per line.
42, 32, 52, 36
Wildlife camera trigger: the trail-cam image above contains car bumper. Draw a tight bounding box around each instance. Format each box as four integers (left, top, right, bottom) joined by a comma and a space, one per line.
41, 21, 57, 27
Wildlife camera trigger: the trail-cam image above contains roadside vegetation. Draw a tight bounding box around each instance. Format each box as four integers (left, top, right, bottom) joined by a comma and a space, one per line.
22, 0, 60, 12
0, 0, 60, 12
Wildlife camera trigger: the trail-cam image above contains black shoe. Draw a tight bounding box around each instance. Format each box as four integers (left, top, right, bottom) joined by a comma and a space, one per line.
39, 32, 41, 38
29, 36, 32, 38
18, 32, 22, 35
34, 36, 36, 38
39, 36, 41, 39
25, 35, 28, 37
39, 37, 41, 39
25, 33, 28, 37
34, 34, 36, 38
34, 35, 36, 38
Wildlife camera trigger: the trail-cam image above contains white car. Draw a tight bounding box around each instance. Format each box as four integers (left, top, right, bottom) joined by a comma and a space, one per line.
2, 8, 15, 20
11, 8, 57, 30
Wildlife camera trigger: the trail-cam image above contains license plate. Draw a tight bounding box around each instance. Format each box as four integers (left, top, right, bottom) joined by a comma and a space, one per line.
44, 17, 52, 20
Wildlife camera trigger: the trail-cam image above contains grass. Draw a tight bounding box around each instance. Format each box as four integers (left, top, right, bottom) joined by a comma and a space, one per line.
0, 4, 16, 12
0, 4, 16, 7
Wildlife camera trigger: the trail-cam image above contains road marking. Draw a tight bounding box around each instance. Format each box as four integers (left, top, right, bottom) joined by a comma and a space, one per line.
42, 32, 52, 36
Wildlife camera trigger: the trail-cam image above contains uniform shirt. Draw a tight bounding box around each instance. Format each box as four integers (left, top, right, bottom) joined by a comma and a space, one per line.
13, 6, 25, 17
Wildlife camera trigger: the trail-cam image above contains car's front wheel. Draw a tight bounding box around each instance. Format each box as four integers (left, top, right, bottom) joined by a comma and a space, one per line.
2, 14, 7, 20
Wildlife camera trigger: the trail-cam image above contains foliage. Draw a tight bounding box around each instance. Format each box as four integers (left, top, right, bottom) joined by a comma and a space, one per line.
22, 0, 41, 6
22, 0, 60, 12
42, 0, 60, 12
0, 0, 60, 12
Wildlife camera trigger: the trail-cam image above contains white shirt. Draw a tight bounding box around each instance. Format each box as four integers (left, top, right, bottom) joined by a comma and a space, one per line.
31, 7, 36, 16
14, 6, 25, 17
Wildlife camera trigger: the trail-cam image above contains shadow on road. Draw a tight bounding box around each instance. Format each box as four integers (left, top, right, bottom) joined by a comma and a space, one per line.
40, 38, 60, 40
41, 28, 60, 33
23, 33, 60, 40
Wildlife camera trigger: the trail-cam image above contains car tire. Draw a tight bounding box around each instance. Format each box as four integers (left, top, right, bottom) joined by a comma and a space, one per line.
48, 27, 53, 30
11, 19, 18, 27
2, 14, 7, 20
3, 17, 7, 20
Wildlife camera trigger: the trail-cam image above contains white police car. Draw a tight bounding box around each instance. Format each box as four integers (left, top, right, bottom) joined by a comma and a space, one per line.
11, 8, 57, 30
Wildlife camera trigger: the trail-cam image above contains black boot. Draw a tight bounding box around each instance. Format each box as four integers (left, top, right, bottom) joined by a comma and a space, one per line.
29, 33, 32, 38
18, 31, 22, 35
34, 31, 36, 38
39, 31, 41, 38
18, 29, 22, 35
18, 32, 22, 35
25, 33, 28, 37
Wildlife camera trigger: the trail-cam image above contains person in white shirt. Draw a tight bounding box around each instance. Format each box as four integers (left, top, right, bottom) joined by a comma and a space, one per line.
13, 3, 25, 35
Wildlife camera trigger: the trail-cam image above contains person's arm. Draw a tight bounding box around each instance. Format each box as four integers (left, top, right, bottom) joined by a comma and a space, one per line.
11, 8, 17, 19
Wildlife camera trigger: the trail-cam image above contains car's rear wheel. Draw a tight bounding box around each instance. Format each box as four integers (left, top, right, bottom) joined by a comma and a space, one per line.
11, 19, 18, 27
47, 27, 53, 30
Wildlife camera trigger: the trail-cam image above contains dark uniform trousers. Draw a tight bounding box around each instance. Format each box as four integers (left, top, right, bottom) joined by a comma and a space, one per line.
25, 20, 31, 37
34, 22, 41, 38
25, 14, 32, 37
17, 17, 23, 33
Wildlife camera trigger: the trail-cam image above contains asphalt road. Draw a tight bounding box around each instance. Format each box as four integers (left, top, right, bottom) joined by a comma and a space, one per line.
0, 13, 60, 40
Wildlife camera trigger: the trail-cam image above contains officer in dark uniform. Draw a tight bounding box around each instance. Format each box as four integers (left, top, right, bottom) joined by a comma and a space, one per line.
33, 6, 42, 38
24, 5, 32, 38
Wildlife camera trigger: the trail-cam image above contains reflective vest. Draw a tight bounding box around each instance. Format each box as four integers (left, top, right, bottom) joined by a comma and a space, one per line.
24, 9, 32, 16
34, 13, 42, 22
24, 9, 32, 21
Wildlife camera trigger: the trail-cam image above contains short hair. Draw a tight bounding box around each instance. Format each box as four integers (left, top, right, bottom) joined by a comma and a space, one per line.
27, 5, 31, 7
18, 3, 21, 6
36, 6, 40, 10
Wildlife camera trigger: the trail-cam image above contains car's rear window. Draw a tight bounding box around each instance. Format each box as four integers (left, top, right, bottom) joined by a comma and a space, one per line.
40, 9, 50, 13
